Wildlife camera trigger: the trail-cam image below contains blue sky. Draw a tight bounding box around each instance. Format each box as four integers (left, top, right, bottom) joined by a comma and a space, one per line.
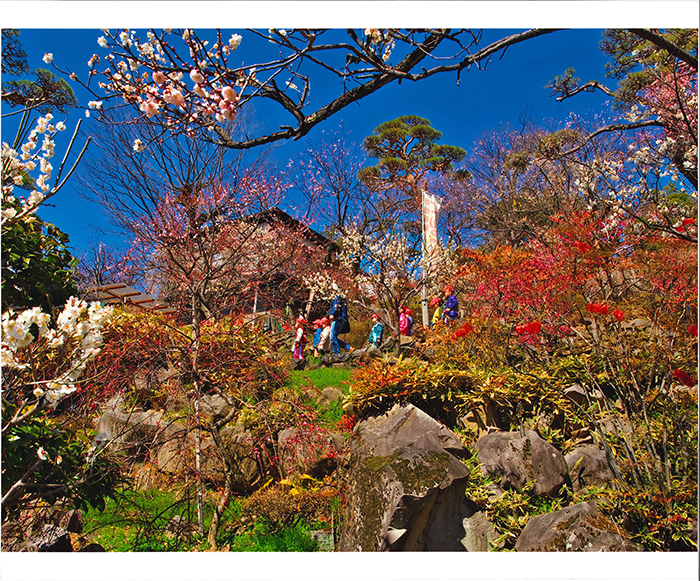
2, 2, 698, 262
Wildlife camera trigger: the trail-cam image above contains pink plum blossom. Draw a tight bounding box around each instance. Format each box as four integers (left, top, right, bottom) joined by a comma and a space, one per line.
190, 69, 205, 84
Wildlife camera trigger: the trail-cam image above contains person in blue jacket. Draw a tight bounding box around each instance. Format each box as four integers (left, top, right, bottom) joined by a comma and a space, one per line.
442, 285, 459, 325
327, 293, 353, 355
368, 313, 384, 347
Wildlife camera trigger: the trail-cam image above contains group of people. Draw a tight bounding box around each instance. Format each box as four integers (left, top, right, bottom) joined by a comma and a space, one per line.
430, 285, 460, 327
291, 285, 459, 361
292, 298, 385, 362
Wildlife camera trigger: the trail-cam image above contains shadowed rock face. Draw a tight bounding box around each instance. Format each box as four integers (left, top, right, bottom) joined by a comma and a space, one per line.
565, 445, 614, 493
474, 430, 570, 497
338, 404, 482, 552
514, 502, 640, 552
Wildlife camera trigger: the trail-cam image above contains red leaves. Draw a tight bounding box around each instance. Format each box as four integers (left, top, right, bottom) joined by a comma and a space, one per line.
573, 241, 592, 253
688, 324, 698, 338
586, 302, 609, 315
451, 322, 473, 340
515, 321, 541, 334
672, 369, 697, 388
587, 304, 626, 322
676, 218, 696, 232
336, 415, 357, 432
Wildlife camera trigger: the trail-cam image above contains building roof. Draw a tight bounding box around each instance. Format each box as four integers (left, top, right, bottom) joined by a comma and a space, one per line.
85, 283, 177, 314
248, 208, 335, 250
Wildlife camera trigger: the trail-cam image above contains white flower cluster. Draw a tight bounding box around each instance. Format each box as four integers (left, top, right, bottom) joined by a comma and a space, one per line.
1, 307, 51, 357
1, 113, 66, 225
1, 298, 113, 409
340, 225, 421, 289
304, 270, 341, 301
363, 29, 395, 62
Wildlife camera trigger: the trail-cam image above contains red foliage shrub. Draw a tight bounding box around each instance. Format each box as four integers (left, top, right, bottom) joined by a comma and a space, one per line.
586, 303, 609, 315
515, 321, 542, 334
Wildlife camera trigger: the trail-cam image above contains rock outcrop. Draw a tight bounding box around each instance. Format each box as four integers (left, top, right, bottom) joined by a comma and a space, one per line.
338, 404, 484, 551
474, 430, 570, 496
514, 502, 639, 551
565, 445, 614, 492
96, 394, 186, 460
277, 427, 343, 479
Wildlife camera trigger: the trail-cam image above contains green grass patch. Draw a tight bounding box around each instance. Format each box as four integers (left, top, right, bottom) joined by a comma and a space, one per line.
222, 518, 320, 552
288, 367, 352, 395
288, 367, 352, 428
82, 486, 211, 551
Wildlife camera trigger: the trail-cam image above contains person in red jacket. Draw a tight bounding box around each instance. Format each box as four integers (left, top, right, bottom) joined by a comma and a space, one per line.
399, 306, 414, 336
292, 317, 307, 360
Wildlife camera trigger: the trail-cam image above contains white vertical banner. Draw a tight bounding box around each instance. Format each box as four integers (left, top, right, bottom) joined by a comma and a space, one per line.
422, 190, 442, 326
423, 190, 442, 264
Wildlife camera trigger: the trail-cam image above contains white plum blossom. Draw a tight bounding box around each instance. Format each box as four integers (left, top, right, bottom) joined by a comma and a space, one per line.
133, 138, 144, 152
221, 86, 238, 102
42, 53, 53, 63
229, 34, 242, 50
2, 298, 113, 410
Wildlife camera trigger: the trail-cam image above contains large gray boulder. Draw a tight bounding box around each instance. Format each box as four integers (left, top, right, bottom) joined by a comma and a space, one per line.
514, 502, 639, 551
96, 395, 186, 459
565, 445, 614, 493
474, 430, 569, 496
214, 424, 272, 492
461, 511, 501, 552
155, 423, 266, 492
199, 394, 234, 424
338, 404, 484, 552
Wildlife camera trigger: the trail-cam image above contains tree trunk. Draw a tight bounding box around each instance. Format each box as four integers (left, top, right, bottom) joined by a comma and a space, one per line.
191, 299, 205, 536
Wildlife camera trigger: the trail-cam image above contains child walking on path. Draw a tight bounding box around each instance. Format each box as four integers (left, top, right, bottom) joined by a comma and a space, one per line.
292, 317, 307, 361
311, 319, 323, 355
368, 313, 384, 347
315, 317, 332, 355
399, 306, 414, 337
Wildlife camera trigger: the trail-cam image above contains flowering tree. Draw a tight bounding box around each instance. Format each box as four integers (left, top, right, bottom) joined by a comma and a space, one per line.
51, 28, 558, 151
1, 66, 118, 541
543, 28, 697, 236
287, 127, 375, 239
1, 297, 117, 530
76, 241, 137, 291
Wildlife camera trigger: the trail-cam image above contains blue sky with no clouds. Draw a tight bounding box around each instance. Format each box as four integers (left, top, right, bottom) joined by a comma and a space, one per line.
2, 2, 698, 261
